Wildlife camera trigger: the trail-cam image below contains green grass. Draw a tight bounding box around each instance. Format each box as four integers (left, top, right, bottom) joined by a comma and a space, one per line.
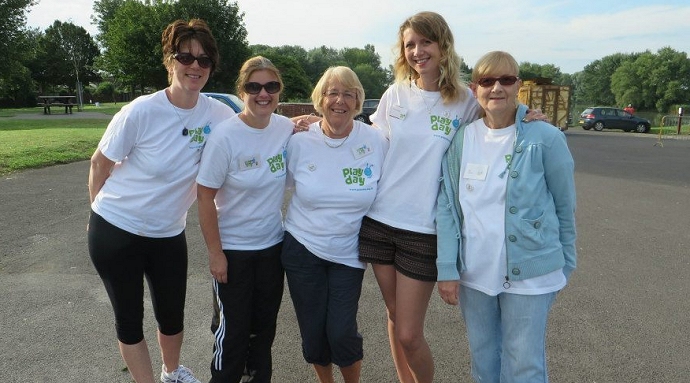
0, 100, 685, 176
0, 102, 124, 118
0, 102, 127, 175
651, 125, 690, 135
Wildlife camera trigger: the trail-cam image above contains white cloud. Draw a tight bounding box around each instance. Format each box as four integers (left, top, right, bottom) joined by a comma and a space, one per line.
23, 0, 690, 74
25, 0, 98, 36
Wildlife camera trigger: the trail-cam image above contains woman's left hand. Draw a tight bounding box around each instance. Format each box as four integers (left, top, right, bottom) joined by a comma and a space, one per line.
522, 108, 548, 123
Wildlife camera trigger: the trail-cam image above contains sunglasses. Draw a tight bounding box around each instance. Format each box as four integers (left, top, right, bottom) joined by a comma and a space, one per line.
476, 76, 519, 88
244, 81, 281, 95
173, 52, 213, 69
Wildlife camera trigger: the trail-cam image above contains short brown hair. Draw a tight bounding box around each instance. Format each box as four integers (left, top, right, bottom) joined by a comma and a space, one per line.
161, 19, 219, 83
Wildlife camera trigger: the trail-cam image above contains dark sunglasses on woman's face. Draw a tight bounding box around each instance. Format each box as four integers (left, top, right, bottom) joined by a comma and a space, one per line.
173, 52, 213, 69
244, 81, 281, 95
476, 76, 519, 88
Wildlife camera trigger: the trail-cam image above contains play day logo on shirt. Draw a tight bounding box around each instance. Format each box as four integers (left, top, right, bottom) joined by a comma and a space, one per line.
342, 164, 375, 186
188, 123, 212, 149
239, 150, 286, 173
430, 114, 462, 136
267, 152, 286, 173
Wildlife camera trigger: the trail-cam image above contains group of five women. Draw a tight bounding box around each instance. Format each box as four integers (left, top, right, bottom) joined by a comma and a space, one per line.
88, 10, 576, 383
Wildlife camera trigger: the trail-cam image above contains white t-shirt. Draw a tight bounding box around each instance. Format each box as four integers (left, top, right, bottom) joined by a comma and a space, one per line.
459, 119, 566, 296
284, 121, 389, 269
92, 91, 236, 237
196, 113, 293, 250
367, 81, 481, 234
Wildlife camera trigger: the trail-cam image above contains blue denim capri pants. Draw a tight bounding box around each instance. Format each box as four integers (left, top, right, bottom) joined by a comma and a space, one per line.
281, 232, 364, 367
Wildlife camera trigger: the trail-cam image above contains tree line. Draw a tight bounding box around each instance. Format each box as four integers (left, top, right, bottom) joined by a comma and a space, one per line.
2, 0, 689, 113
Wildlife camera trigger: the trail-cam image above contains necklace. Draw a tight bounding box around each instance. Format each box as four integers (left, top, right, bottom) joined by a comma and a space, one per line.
322, 128, 350, 148
416, 83, 441, 114
169, 92, 197, 136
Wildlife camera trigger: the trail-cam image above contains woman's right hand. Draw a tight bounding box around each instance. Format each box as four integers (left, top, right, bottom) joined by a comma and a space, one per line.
209, 251, 228, 284
437, 280, 460, 305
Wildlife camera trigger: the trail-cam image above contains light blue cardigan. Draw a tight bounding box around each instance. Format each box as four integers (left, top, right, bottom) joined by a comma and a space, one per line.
436, 104, 577, 283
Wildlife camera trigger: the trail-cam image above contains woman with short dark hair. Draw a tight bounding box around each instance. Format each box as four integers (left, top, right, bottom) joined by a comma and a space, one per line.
87, 19, 234, 383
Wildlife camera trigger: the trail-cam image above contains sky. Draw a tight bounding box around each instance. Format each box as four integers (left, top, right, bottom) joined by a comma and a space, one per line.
24, 0, 690, 75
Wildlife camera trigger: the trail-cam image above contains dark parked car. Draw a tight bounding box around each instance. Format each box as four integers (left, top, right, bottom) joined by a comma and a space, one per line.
355, 99, 380, 124
203, 92, 244, 113
578, 106, 651, 133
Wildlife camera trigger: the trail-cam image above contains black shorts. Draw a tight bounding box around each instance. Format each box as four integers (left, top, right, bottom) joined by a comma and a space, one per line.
358, 216, 438, 282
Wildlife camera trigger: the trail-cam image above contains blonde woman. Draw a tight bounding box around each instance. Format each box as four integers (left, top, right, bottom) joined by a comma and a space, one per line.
437, 51, 576, 382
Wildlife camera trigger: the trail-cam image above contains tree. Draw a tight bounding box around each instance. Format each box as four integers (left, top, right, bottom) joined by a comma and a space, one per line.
250, 45, 312, 101
0, 0, 36, 105
94, 0, 250, 94
96, 0, 169, 94
94, 81, 116, 102
517, 62, 573, 87
352, 63, 388, 99
39, 21, 100, 92
0, 0, 35, 74
251, 43, 391, 101
611, 47, 690, 112
341, 45, 391, 98
305, 46, 344, 85
91, 0, 124, 39
574, 53, 639, 106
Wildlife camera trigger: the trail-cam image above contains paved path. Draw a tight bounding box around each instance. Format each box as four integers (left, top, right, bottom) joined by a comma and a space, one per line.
1, 129, 689, 382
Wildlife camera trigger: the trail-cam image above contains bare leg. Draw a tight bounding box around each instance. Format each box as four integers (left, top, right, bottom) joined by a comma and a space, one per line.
119, 340, 156, 383
340, 360, 362, 383
371, 264, 415, 383
393, 273, 435, 383
158, 330, 183, 374
387, 317, 415, 382
313, 363, 335, 383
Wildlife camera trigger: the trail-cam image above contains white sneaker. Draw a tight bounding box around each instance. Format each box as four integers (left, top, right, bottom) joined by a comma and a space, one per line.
160, 365, 201, 383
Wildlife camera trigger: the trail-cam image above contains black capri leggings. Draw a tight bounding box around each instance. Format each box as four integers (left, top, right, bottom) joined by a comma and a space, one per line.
88, 211, 188, 344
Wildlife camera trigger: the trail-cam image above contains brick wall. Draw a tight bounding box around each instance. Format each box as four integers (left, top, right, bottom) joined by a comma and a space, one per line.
277, 103, 318, 118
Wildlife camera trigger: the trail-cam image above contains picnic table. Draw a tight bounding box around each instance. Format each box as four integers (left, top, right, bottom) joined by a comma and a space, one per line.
38, 95, 78, 115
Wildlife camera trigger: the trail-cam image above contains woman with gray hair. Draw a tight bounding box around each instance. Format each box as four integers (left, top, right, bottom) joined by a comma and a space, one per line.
437, 50, 576, 382
281, 66, 388, 383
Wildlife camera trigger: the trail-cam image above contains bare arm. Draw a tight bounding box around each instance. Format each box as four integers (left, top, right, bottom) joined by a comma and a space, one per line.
88, 149, 115, 204
290, 114, 321, 132
197, 184, 228, 283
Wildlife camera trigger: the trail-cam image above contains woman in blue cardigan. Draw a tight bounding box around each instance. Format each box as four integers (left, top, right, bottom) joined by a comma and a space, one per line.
436, 51, 577, 383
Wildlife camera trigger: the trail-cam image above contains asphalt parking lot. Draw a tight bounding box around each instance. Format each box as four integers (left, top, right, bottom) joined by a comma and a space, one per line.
1, 125, 689, 382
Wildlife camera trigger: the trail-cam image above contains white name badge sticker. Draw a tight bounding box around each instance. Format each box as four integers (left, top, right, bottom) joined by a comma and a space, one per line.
352, 142, 374, 160
464, 163, 489, 181
239, 155, 261, 171
389, 105, 407, 120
